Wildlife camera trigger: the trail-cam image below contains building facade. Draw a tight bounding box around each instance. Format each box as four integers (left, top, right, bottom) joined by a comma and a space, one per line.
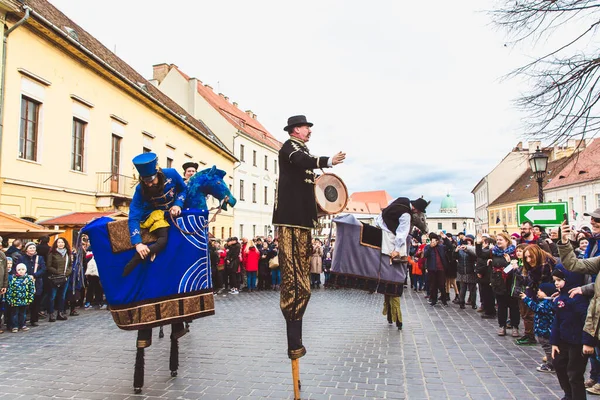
426, 194, 475, 235
150, 64, 281, 239
0, 1, 236, 236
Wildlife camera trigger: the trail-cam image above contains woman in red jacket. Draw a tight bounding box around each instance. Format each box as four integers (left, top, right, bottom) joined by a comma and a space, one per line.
245, 240, 260, 292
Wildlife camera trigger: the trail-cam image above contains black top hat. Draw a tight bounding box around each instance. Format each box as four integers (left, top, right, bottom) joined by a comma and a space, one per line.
284, 115, 313, 132
182, 162, 199, 172
411, 198, 430, 213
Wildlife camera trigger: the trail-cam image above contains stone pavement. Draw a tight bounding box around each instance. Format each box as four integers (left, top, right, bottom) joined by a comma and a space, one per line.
0, 287, 566, 399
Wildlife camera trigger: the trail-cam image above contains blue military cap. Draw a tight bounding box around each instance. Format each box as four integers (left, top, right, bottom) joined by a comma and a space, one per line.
133, 152, 158, 182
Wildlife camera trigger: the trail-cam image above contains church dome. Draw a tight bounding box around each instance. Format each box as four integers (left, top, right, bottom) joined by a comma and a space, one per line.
440, 194, 458, 214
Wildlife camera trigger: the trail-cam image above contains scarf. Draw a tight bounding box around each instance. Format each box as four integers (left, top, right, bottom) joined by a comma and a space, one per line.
491, 244, 516, 257
57, 248, 67, 257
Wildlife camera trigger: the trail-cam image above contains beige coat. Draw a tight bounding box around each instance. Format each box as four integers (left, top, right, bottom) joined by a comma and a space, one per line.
310, 245, 323, 274
558, 242, 600, 338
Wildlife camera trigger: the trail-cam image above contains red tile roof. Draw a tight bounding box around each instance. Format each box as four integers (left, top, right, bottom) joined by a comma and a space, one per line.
544, 139, 600, 190
172, 66, 282, 151
19, 0, 234, 159
349, 191, 393, 209
39, 211, 128, 226
489, 158, 570, 206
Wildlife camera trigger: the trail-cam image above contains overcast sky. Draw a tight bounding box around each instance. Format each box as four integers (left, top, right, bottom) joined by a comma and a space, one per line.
50, 0, 542, 216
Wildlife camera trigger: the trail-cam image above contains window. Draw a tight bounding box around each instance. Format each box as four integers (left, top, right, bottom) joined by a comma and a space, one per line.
508, 209, 513, 224
264, 225, 268, 236
569, 197, 574, 214
19, 96, 40, 161
166, 157, 173, 168
239, 224, 244, 237
437, 222, 443, 230
253, 225, 256, 238
264, 186, 268, 205
212, 226, 216, 237
239, 180, 245, 201
502, 210, 506, 224
274, 159, 277, 174
582, 195, 587, 213
111, 135, 121, 176
71, 118, 86, 171
274, 188, 277, 204
264, 155, 268, 170
597, 194, 600, 208
253, 150, 257, 166
229, 227, 232, 237
143, 147, 152, 153
252, 183, 257, 203
240, 144, 245, 161
452, 222, 457, 230
221, 227, 225, 239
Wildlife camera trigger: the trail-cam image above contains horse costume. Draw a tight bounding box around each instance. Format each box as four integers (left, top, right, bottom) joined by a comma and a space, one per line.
81, 165, 235, 394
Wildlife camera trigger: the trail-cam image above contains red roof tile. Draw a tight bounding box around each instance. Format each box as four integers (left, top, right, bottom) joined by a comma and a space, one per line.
39, 211, 127, 226
172, 66, 282, 151
19, 0, 234, 159
489, 158, 570, 206
544, 139, 600, 190
349, 191, 393, 209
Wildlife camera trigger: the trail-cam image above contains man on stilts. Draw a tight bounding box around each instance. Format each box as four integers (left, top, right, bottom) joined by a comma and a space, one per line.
375, 196, 429, 330
273, 115, 346, 399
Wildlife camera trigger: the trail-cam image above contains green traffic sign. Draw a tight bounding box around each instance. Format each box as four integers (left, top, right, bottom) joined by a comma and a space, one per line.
517, 202, 569, 226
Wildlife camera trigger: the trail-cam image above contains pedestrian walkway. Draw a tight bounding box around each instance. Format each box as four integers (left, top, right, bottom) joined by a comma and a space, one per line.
0, 288, 563, 399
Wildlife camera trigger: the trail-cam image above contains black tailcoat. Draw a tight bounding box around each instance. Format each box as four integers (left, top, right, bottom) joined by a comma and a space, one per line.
273, 138, 329, 229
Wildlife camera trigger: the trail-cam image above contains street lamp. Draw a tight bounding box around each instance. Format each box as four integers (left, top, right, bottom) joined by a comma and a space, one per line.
529, 147, 549, 203
462, 221, 467, 234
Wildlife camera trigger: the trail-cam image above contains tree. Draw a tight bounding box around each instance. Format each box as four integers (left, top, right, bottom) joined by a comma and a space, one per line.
491, 1, 600, 145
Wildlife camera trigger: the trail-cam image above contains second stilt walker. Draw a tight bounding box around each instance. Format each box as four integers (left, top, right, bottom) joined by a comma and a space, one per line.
273, 115, 346, 399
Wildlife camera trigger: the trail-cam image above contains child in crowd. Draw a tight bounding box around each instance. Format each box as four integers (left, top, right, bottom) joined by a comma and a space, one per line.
550, 266, 595, 400
6, 263, 35, 333
520, 285, 556, 372
409, 255, 423, 291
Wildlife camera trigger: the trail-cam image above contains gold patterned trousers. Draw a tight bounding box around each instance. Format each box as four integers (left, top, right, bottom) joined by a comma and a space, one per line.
277, 226, 312, 359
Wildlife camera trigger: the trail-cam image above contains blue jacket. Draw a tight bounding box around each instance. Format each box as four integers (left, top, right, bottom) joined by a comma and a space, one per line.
523, 296, 554, 338
423, 244, 448, 272
550, 264, 596, 346
128, 168, 187, 245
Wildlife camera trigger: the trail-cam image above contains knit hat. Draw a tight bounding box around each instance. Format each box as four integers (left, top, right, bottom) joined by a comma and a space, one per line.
511, 233, 521, 239
552, 268, 566, 280
24, 242, 36, 251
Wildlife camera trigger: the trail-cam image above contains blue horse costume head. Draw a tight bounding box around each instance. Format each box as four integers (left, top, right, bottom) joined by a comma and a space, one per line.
184, 166, 237, 210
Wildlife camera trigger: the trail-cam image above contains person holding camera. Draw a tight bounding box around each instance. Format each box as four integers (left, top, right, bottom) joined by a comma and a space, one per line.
423, 233, 448, 307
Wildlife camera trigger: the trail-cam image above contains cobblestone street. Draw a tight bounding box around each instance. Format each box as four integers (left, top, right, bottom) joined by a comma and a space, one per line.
0, 288, 564, 399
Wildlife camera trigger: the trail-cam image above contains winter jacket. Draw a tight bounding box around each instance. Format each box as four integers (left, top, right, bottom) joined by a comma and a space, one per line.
524, 256, 555, 299
489, 249, 516, 296
550, 264, 596, 346
310, 245, 323, 274
0, 251, 7, 290
226, 242, 241, 272
6, 274, 35, 307
455, 246, 476, 276
409, 256, 421, 276
443, 238, 457, 278
558, 242, 600, 340
245, 247, 260, 272
423, 243, 448, 272
14, 254, 45, 296
523, 296, 554, 338
46, 251, 72, 278
475, 243, 492, 284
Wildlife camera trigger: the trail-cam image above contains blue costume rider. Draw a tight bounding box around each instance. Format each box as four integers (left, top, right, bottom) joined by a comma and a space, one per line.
124, 152, 187, 277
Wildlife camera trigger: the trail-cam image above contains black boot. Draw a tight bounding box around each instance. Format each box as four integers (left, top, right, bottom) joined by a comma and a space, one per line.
48, 312, 56, 322
459, 302, 466, 310
396, 321, 402, 330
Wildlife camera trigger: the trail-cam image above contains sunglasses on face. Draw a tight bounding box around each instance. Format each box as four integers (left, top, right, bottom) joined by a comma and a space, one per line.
592, 217, 600, 223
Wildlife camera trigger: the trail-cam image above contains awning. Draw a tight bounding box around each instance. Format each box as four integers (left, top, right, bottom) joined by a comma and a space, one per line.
0, 211, 64, 239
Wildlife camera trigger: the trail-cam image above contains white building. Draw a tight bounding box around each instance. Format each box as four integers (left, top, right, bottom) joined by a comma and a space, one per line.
427, 194, 475, 235
544, 139, 600, 229
149, 64, 281, 239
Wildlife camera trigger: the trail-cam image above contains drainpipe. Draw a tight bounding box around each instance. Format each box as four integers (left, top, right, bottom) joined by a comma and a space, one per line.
0, 5, 31, 176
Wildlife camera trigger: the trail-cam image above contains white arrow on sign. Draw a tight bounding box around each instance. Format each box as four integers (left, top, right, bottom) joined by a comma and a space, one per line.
524, 208, 557, 222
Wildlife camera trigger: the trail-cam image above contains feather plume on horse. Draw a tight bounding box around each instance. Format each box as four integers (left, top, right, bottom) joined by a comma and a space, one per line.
81, 165, 236, 394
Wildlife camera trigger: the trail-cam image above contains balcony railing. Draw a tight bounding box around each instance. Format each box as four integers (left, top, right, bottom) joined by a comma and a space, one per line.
96, 172, 136, 198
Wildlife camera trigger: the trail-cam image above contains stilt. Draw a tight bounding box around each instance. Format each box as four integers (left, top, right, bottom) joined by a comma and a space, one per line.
158, 326, 164, 338
133, 347, 145, 394
169, 337, 179, 377
292, 359, 301, 400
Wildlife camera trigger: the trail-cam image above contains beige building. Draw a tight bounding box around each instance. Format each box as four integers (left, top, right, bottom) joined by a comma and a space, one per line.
426, 194, 475, 235
0, 0, 236, 238
149, 64, 281, 239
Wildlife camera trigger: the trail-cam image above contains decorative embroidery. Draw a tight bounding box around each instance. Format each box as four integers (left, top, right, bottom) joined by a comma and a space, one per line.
305, 170, 315, 175
177, 195, 185, 201
165, 178, 172, 185
131, 229, 140, 237
556, 300, 565, 308
304, 179, 315, 184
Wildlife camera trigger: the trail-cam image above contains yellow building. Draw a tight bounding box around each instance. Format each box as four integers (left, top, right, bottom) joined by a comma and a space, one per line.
487, 158, 567, 235
0, 0, 237, 238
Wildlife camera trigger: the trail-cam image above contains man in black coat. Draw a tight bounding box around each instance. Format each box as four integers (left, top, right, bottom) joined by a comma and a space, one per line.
273, 115, 345, 360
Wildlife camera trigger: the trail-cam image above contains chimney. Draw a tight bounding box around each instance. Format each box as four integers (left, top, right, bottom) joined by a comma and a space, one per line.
528, 141, 541, 153
152, 63, 170, 84
514, 141, 523, 151
245, 110, 256, 119
204, 84, 213, 90
233, 102, 238, 108
218, 93, 225, 98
